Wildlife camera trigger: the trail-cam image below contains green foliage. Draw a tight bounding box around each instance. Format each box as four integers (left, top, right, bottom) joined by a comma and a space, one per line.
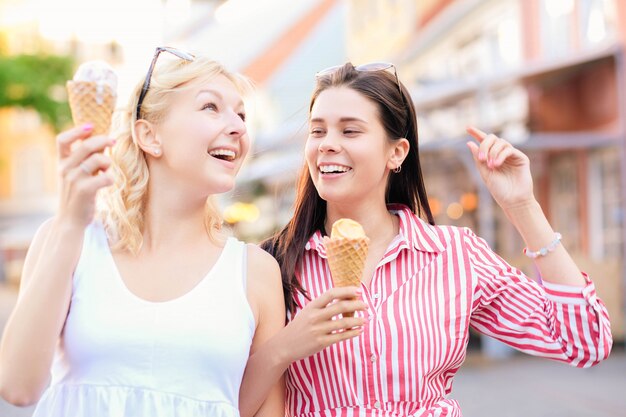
0, 54, 74, 132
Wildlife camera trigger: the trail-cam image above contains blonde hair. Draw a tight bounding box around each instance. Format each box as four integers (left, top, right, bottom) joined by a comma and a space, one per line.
98, 55, 252, 255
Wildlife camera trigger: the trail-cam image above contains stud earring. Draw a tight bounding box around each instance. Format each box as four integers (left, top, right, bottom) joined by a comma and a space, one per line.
393, 165, 402, 174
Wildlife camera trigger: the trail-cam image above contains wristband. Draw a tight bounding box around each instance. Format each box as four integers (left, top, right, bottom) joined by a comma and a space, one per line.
523, 233, 562, 259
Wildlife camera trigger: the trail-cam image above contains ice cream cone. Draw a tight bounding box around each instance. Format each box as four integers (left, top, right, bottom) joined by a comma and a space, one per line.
324, 235, 369, 317
66, 80, 116, 136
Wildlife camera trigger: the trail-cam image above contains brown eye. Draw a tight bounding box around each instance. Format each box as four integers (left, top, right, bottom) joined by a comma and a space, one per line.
201, 102, 218, 111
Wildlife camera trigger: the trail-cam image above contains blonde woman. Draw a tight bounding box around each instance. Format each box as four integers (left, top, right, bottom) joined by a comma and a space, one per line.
0, 48, 363, 417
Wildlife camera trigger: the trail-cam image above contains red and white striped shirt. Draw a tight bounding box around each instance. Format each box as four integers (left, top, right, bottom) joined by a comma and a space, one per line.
286, 205, 612, 417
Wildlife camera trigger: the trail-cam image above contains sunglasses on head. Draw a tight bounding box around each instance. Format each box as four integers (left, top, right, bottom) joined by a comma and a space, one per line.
316, 62, 410, 137
315, 62, 403, 101
136, 46, 195, 120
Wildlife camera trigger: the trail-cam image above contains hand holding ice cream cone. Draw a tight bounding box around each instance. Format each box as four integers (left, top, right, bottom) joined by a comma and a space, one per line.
323, 218, 369, 317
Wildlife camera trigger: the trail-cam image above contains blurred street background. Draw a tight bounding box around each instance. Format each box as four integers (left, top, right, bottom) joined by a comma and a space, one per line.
0, 0, 625, 415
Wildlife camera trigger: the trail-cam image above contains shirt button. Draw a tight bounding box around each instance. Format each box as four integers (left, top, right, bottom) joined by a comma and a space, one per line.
374, 401, 381, 409
372, 293, 380, 299
370, 354, 377, 362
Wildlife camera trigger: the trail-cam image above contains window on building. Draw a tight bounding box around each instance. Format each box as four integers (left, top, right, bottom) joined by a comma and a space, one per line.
588, 147, 623, 260
579, 0, 618, 48
454, 1, 522, 78
493, 4, 522, 68
483, 85, 528, 137
548, 152, 581, 253
457, 35, 490, 78
541, 0, 575, 59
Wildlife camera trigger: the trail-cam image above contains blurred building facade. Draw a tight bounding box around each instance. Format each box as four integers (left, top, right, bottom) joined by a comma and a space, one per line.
346, 0, 625, 340
210, 0, 349, 240
223, 0, 625, 342
0, 0, 209, 284
0, 0, 623, 342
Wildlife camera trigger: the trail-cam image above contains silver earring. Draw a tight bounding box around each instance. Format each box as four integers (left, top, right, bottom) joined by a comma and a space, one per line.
393, 165, 401, 174
154, 149, 161, 155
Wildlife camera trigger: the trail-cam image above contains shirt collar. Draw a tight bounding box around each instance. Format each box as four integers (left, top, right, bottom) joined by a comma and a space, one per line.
305, 204, 447, 257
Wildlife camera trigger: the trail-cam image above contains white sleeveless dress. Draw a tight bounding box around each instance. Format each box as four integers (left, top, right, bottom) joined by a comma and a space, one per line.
32, 222, 255, 417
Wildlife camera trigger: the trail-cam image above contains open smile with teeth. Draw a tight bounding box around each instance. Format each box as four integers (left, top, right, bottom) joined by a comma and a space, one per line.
319, 165, 352, 174
209, 149, 236, 161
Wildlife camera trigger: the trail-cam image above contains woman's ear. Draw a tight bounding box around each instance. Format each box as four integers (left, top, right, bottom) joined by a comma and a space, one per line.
135, 119, 162, 157
387, 138, 410, 171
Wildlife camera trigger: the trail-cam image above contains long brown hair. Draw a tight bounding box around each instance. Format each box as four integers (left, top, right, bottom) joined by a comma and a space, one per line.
261, 63, 434, 314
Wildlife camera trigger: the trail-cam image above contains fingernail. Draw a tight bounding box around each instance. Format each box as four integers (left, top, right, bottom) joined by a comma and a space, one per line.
479, 151, 485, 160
83, 123, 94, 131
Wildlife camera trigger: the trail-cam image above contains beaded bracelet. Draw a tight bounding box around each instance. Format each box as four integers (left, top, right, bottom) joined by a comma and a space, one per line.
523, 233, 562, 259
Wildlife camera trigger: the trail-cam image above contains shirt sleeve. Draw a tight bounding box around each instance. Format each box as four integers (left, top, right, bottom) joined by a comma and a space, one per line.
463, 227, 612, 368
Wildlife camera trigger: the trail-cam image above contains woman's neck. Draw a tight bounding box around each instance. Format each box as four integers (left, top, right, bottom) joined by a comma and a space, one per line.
141, 182, 211, 252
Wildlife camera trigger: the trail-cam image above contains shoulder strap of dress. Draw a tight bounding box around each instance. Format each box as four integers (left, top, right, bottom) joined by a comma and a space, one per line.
220, 237, 247, 291
72, 221, 106, 285
240, 240, 248, 291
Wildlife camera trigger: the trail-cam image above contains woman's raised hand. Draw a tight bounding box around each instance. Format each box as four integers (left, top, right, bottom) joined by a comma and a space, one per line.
466, 126, 535, 211
56, 124, 115, 228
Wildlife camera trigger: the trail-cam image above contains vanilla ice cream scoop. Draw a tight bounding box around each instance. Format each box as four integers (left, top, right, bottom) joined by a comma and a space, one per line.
331, 218, 367, 239
73, 61, 118, 92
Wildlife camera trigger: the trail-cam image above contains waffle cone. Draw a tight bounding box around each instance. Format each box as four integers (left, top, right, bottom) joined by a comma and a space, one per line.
66, 81, 115, 136
325, 236, 369, 317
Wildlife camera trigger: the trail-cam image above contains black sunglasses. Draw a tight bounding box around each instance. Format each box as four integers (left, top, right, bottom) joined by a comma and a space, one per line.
315, 62, 404, 101
136, 46, 195, 120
